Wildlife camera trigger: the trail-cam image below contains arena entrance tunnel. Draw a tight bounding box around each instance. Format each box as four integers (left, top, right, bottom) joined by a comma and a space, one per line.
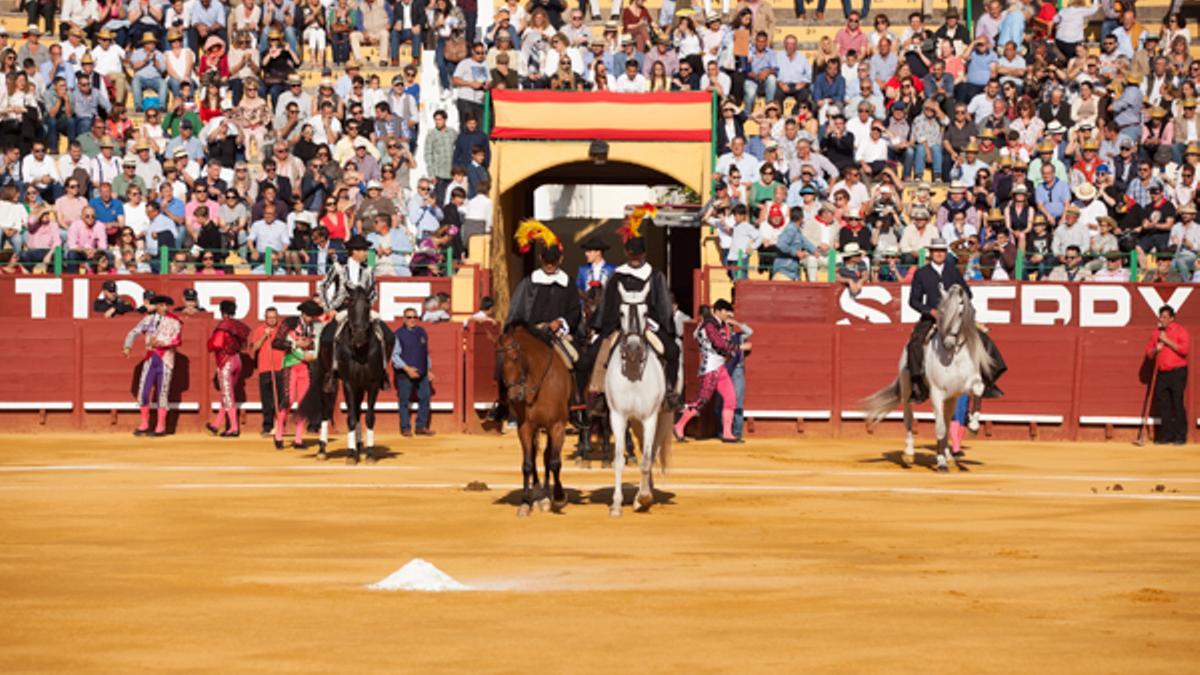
492, 159, 702, 311
477, 90, 716, 313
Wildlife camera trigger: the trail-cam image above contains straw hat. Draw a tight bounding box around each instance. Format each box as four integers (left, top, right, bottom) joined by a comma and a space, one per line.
1073, 182, 1098, 201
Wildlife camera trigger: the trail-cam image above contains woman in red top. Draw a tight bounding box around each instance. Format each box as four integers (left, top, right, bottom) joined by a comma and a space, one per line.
319, 196, 349, 244
1146, 305, 1191, 445
199, 84, 223, 123
622, 0, 652, 52
206, 299, 251, 437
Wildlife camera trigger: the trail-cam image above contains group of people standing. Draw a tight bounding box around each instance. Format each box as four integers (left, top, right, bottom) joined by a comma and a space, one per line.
119, 233, 437, 441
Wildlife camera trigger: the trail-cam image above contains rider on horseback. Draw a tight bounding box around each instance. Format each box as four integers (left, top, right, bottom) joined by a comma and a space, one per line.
586, 229, 682, 416
504, 220, 586, 427
319, 233, 390, 389
906, 237, 1007, 403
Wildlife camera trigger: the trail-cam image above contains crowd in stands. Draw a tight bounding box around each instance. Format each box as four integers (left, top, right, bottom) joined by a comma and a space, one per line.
0, 0, 1196, 284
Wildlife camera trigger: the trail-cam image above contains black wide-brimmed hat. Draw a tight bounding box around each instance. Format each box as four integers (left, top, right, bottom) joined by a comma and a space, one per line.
344, 234, 371, 250
151, 294, 174, 305
624, 236, 647, 255
298, 299, 325, 317
580, 236, 608, 251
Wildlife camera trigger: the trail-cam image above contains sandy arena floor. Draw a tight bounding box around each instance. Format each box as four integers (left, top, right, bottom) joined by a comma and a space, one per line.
1, 431, 1198, 673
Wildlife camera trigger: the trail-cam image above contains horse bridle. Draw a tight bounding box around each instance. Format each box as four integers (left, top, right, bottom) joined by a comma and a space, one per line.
498, 332, 553, 405
617, 285, 650, 382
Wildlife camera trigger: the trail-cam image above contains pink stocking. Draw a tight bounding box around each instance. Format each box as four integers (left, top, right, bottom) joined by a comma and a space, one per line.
721, 409, 735, 440
674, 406, 698, 438
138, 405, 151, 431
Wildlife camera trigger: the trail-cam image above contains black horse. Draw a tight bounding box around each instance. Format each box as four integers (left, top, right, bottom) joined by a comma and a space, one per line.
301, 287, 395, 464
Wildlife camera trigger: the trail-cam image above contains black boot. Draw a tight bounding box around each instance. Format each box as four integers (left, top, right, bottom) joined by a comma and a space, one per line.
983, 382, 1004, 398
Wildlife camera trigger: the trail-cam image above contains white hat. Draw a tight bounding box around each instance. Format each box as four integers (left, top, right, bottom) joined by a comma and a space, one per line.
928, 238, 949, 251
25, 24, 40, 35
842, 242, 864, 257
1046, 120, 1066, 134
366, 180, 382, 190
948, 180, 967, 192
1073, 182, 1098, 201
353, 137, 370, 148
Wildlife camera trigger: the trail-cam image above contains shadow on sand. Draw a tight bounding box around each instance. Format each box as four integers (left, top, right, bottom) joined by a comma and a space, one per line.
861, 447, 985, 472
492, 484, 678, 512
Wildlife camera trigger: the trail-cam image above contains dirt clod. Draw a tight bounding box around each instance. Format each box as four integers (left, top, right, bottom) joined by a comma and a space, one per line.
1112, 484, 1124, 491
464, 481, 490, 492
1154, 484, 1166, 492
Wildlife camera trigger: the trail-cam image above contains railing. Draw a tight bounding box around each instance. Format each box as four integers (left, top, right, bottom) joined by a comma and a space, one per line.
724, 247, 1146, 283
18, 244, 459, 278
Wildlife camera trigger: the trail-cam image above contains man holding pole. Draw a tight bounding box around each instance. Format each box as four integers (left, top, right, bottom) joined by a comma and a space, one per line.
249, 307, 287, 437
1145, 305, 1190, 445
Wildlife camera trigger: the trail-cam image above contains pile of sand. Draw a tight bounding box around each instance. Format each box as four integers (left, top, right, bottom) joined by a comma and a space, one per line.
368, 559, 471, 592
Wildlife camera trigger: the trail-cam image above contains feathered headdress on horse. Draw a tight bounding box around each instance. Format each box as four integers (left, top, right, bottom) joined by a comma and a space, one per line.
514, 219, 561, 253
618, 202, 657, 243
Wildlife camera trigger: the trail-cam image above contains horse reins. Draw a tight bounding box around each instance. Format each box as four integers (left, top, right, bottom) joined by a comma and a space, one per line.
499, 334, 554, 406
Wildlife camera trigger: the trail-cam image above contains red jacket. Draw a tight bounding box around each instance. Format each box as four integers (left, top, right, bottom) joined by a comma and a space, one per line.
1146, 322, 1190, 371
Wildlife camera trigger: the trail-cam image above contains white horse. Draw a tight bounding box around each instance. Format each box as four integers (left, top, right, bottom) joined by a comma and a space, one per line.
603, 284, 673, 517
863, 285, 995, 472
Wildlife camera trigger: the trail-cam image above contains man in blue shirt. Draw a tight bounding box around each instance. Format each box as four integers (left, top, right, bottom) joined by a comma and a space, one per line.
89, 182, 125, 233
743, 31, 778, 106
248, 202, 291, 273
188, 0, 228, 52
367, 215, 414, 276
1035, 163, 1070, 223
812, 57, 846, 108
775, 36, 812, 110
129, 32, 167, 113
144, 200, 179, 258
391, 309, 434, 436
956, 36, 997, 104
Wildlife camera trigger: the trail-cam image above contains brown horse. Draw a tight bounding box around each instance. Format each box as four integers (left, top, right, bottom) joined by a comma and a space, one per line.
497, 323, 572, 517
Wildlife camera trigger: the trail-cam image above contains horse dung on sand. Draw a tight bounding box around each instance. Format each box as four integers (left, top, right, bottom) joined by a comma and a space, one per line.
862, 285, 995, 472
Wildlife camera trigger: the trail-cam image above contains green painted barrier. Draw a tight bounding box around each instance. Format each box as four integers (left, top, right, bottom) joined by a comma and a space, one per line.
264, 247, 273, 276
826, 249, 837, 282
1014, 247, 1025, 280
52, 247, 62, 276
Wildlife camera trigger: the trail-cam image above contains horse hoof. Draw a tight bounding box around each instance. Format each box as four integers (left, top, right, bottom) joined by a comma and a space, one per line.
537, 497, 551, 513
937, 463, 950, 474
365, 453, 377, 465
517, 504, 532, 518
635, 492, 654, 510
609, 506, 622, 518
346, 454, 358, 465
552, 498, 568, 512
359, 452, 370, 464
316, 451, 327, 462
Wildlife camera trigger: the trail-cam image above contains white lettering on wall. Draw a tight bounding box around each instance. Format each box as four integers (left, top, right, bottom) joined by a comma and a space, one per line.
1137, 286, 1193, 316
72, 278, 90, 319
1080, 285, 1131, 327
258, 281, 313, 319
194, 281, 254, 319
1020, 284, 1072, 326
15, 278, 62, 319
378, 281, 433, 321
899, 286, 918, 324
837, 286, 893, 325
973, 285, 1016, 324
115, 280, 147, 308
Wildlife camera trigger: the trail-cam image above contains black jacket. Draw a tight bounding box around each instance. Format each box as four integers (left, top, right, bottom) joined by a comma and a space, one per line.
506, 268, 582, 335
593, 264, 673, 340
909, 259, 969, 318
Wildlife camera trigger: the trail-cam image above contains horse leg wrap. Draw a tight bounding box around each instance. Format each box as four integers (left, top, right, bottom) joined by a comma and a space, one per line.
320, 420, 329, 445
366, 428, 375, 448
347, 429, 356, 451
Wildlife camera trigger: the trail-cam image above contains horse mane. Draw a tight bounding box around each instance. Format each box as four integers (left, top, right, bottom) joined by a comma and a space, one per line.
505, 322, 555, 347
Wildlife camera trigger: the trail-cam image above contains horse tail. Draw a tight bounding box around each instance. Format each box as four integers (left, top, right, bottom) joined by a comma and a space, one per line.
862, 377, 901, 427
298, 358, 327, 422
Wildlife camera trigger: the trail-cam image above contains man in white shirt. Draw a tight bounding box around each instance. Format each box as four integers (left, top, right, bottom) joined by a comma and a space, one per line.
305, 100, 342, 146
89, 136, 121, 189
452, 43, 490, 124
846, 102, 875, 150
90, 29, 128, 109
613, 59, 648, 93
57, 141, 94, 189
247, 202, 291, 273
829, 166, 871, 213
22, 141, 62, 202
715, 137, 763, 189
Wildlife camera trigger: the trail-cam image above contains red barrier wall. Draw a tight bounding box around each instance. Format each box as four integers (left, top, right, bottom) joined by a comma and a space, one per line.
2, 277, 1196, 441
675, 282, 1200, 441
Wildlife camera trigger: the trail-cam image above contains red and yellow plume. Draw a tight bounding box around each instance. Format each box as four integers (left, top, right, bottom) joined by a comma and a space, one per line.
618, 202, 657, 242
514, 219, 560, 253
